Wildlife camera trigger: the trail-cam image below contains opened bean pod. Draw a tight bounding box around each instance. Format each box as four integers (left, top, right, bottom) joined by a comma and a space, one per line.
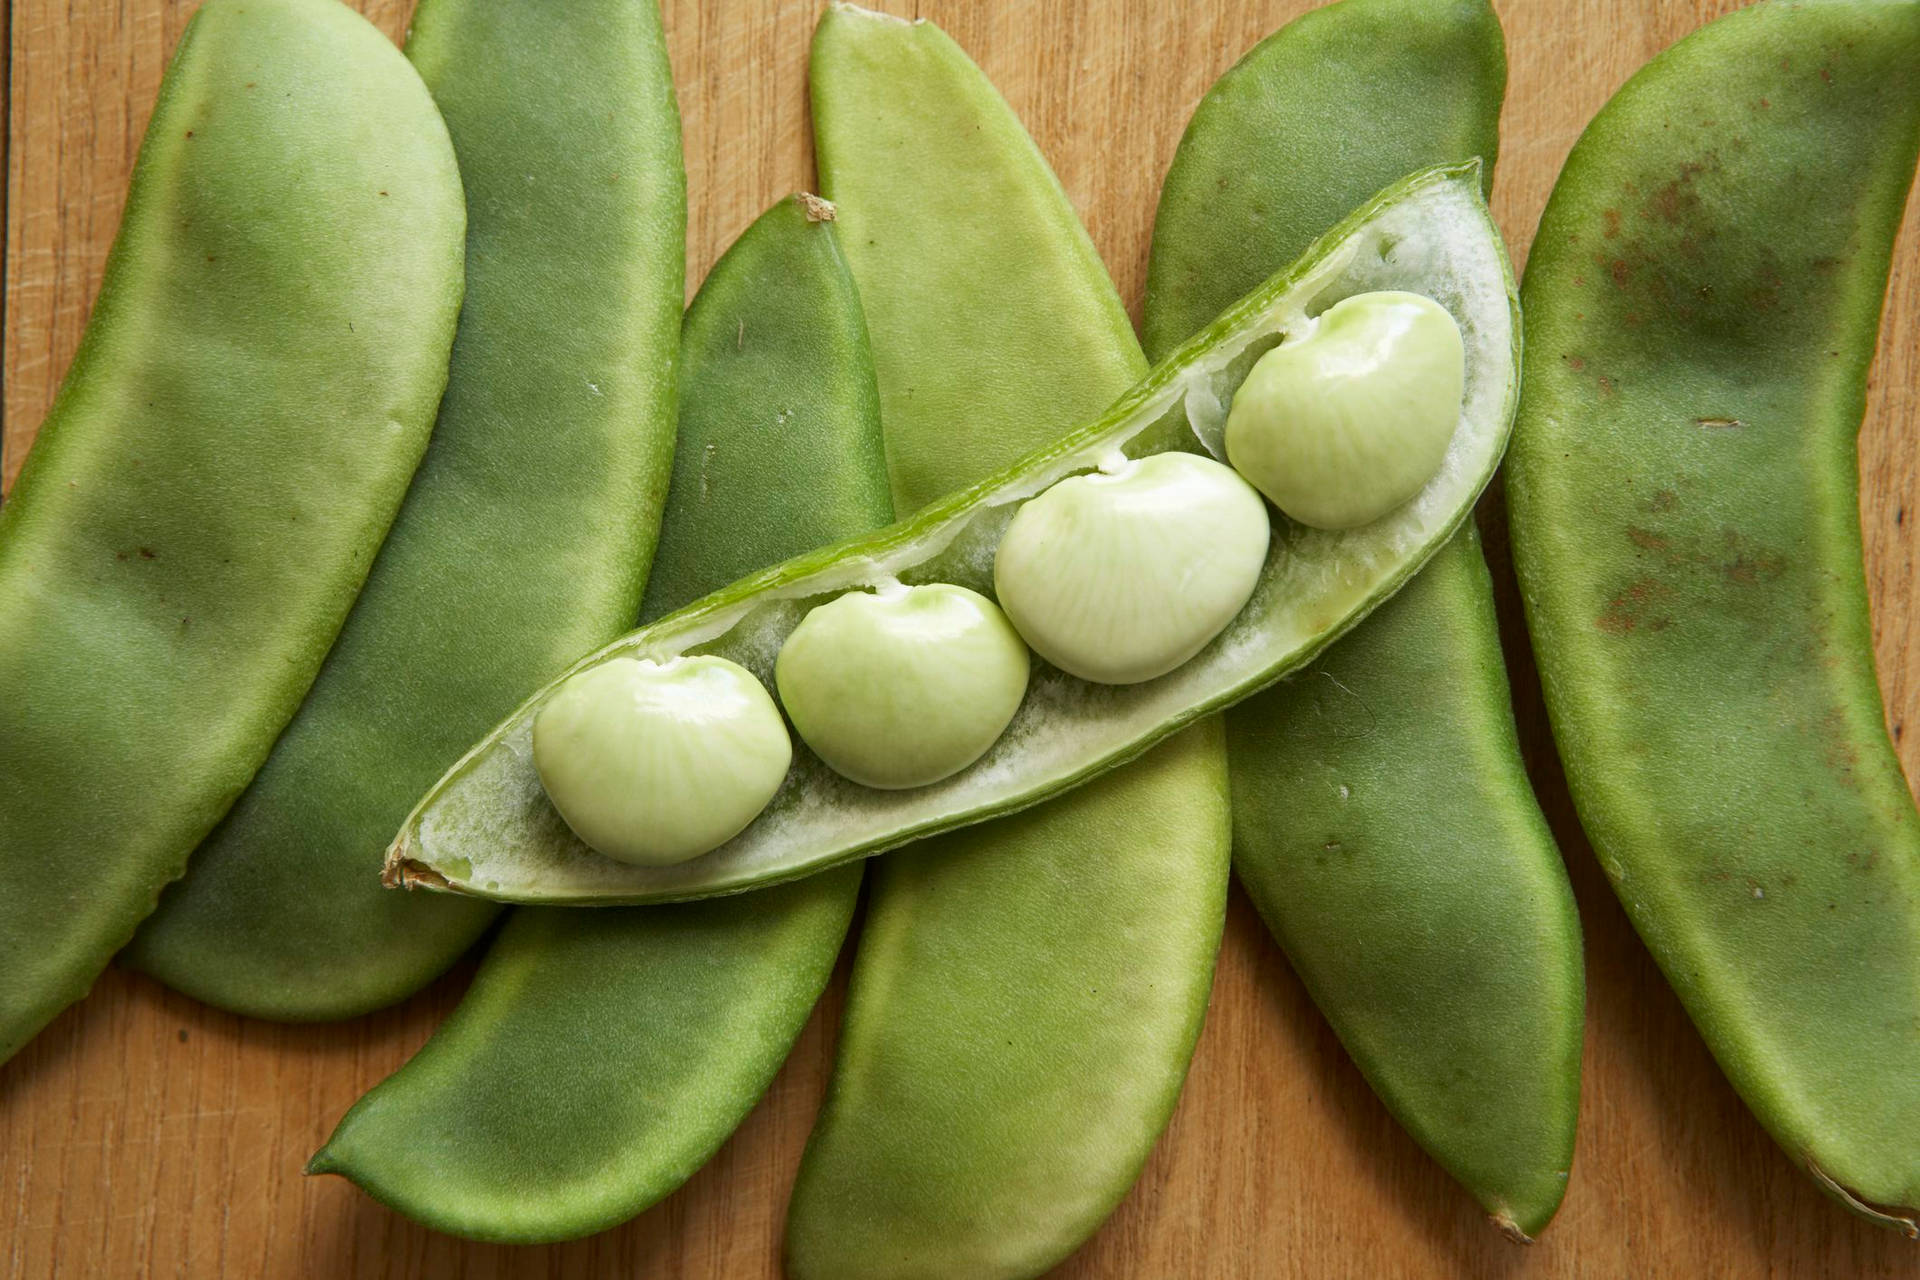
387, 161, 1517, 904
535, 281, 1455, 864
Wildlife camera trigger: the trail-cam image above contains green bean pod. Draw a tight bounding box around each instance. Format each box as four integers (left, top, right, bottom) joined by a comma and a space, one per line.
1511, 0, 1920, 1229
641, 195, 892, 615
785, 10, 1226, 1276
1144, 0, 1581, 1240
385, 159, 1519, 906
122, 0, 685, 1021
0, 0, 464, 1062
309, 194, 888, 1243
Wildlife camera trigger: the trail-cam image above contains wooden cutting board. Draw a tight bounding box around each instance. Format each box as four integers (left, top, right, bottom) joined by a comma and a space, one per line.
4, 1, 1918, 1275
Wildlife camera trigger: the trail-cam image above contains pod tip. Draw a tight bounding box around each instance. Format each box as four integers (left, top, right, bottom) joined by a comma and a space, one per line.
1807, 1157, 1920, 1238
381, 836, 451, 893
825, 3, 916, 28
1489, 1211, 1535, 1245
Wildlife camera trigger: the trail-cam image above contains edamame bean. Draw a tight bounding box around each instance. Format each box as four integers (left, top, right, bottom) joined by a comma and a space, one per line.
124, 0, 684, 1019
536, 656, 790, 867
0, 0, 464, 1063
776, 583, 1029, 788
787, 11, 1231, 1277
1510, 0, 1920, 1229
993, 451, 1269, 683
1145, 0, 1581, 1239
1226, 290, 1464, 530
387, 161, 1519, 905
311, 193, 887, 1243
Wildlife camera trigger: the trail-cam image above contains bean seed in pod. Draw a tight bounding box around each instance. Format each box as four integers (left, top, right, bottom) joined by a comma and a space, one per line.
992, 450, 1269, 684
775, 583, 1028, 789
532, 656, 790, 866
1226, 290, 1463, 529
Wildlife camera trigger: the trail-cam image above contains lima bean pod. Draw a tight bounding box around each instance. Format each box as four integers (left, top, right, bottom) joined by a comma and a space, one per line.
309, 194, 887, 1242
383, 158, 1520, 907
123, 0, 686, 1020
1143, 0, 1582, 1240
0, 0, 464, 1063
784, 12, 1226, 1276
1511, 0, 1920, 1229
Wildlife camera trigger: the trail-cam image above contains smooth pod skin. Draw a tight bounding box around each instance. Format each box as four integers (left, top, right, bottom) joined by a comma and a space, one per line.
641, 196, 891, 611
812, 11, 1143, 514
535, 656, 791, 866
1144, 0, 1581, 1239
993, 452, 1269, 684
1226, 290, 1464, 529
311, 194, 888, 1242
124, 0, 684, 1019
791, 9, 1231, 1277
776, 583, 1030, 788
1142, 0, 1505, 361
1510, 0, 1920, 1228
1229, 530, 1581, 1238
0, 0, 464, 1063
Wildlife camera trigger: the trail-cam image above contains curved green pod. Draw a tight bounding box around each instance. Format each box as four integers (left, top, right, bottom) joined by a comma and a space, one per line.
1511, 0, 1920, 1229
1143, 0, 1581, 1240
1231, 530, 1582, 1238
123, 0, 685, 1021
642, 195, 891, 614
789, 730, 1227, 1280
385, 163, 1520, 906
309, 194, 886, 1243
0, 0, 463, 1063
1142, 0, 1505, 362
789, 9, 1192, 1276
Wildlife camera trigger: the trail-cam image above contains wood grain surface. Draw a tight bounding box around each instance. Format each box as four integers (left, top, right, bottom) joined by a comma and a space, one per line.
5, 1, 1919, 1276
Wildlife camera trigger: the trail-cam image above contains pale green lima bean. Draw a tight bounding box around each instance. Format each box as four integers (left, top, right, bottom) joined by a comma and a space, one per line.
533, 655, 790, 867
992, 451, 1269, 684
1227, 290, 1464, 529
776, 583, 1029, 789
